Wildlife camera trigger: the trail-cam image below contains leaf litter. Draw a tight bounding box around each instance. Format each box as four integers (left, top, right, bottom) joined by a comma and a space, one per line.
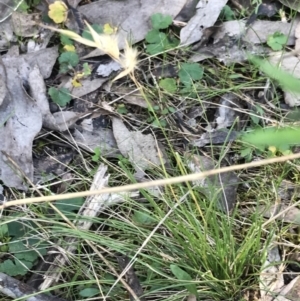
2, 0, 300, 300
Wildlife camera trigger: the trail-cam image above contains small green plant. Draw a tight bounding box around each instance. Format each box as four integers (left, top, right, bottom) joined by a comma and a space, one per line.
48, 86, 72, 106
158, 62, 204, 96
159, 78, 177, 93
92, 147, 101, 162
178, 62, 203, 87
145, 13, 179, 55
0, 220, 48, 276
170, 264, 198, 296
79, 288, 100, 298
116, 103, 128, 114
267, 32, 288, 51
147, 104, 175, 128
53, 197, 84, 219
58, 51, 80, 73
60, 33, 74, 46
220, 5, 235, 21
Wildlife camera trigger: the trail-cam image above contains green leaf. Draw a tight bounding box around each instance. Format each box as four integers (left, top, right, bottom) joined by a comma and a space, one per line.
179, 63, 203, 86
0, 224, 8, 238
79, 288, 100, 297
132, 211, 156, 225
250, 56, 300, 93
8, 240, 24, 253
82, 24, 103, 41
8, 240, 38, 262
27, 239, 49, 256
7, 219, 34, 238
146, 43, 165, 55
220, 5, 235, 21
0, 259, 32, 276
152, 119, 167, 128
284, 109, 300, 122
151, 13, 173, 29
0, 259, 20, 276
54, 197, 84, 213
48, 87, 72, 106
240, 147, 252, 158
159, 78, 177, 93
60, 34, 74, 46
241, 126, 300, 148
161, 108, 169, 115
92, 147, 101, 162
117, 104, 128, 114
170, 264, 198, 295
145, 29, 166, 44
83, 62, 91, 75
17, 0, 30, 12
168, 106, 176, 113
58, 51, 79, 68
267, 32, 288, 51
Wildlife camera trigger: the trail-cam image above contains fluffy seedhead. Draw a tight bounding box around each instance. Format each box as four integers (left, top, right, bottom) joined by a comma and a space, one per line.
40, 21, 139, 82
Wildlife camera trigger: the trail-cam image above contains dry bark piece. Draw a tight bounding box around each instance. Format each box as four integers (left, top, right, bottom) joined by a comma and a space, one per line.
11, 11, 39, 37
189, 20, 268, 65
0, 18, 15, 50
191, 130, 239, 147
216, 93, 243, 129
34, 153, 74, 184
175, 0, 199, 22
117, 255, 146, 301
185, 154, 239, 213
246, 2, 280, 27
283, 276, 300, 300
0, 272, 67, 301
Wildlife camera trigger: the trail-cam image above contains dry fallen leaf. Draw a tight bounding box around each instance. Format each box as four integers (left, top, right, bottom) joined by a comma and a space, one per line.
184, 154, 239, 213
0, 57, 42, 189
244, 20, 299, 45
112, 117, 167, 178
180, 0, 228, 46
63, 124, 120, 158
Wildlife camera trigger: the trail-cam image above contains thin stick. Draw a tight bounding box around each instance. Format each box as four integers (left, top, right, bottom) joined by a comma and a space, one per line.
1, 152, 300, 209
